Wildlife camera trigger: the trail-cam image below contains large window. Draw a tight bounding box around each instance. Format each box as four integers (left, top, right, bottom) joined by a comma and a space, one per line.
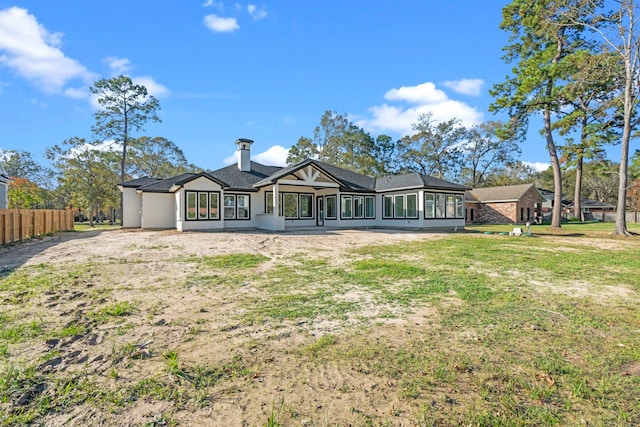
186, 191, 221, 221
326, 196, 337, 219
394, 195, 405, 218
223, 194, 251, 220
425, 192, 464, 219
424, 193, 435, 218
186, 192, 197, 220
283, 193, 298, 218
300, 194, 313, 218
209, 193, 219, 219
455, 195, 464, 218
353, 196, 364, 219
365, 196, 375, 219
341, 195, 353, 219
224, 195, 236, 219
383, 195, 393, 218
406, 194, 418, 218
435, 193, 446, 218
237, 195, 250, 219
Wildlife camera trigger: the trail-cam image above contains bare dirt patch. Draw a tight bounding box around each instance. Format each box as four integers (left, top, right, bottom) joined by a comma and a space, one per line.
0, 228, 448, 426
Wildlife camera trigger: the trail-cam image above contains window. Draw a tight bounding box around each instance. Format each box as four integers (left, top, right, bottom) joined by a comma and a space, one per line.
446, 195, 455, 218
224, 195, 236, 219
520, 207, 525, 221
266, 193, 275, 214
283, 193, 298, 218
199, 193, 208, 219
383, 195, 393, 218
455, 195, 464, 218
394, 195, 405, 218
186, 192, 197, 220
365, 196, 375, 219
300, 194, 313, 219
406, 194, 417, 218
425, 193, 435, 219
186, 191, 221, 221
435, 193, 446, 218
353, 196, 364, 219
237, 195, 250, 219
326, 196, 337, 219
341, 195, 353, 218
209, 193, 219, 219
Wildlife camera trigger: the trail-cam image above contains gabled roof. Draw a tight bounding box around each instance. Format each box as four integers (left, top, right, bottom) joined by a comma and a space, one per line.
210, 161, 282, 191
466, 183, 543, 203
376, 172, 468, 192
253, 159, 378, 191
119, 173, 227, 193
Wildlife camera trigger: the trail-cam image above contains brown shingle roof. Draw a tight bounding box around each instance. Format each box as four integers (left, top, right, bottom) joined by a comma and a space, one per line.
465, 184, 543, 203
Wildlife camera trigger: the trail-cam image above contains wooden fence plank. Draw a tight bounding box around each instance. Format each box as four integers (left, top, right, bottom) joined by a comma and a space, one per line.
0, 209, 74, 245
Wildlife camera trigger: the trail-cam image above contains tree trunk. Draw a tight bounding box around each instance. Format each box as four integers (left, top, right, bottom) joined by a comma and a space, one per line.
615, 46, 633, 235
544, 105, 563, 228
574, 154, 583, 221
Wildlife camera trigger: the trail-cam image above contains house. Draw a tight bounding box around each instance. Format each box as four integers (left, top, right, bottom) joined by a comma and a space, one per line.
0, 162, 10, 209
465, 183, 544, 224
565, 198, 615, 221
119, 138, 468, 231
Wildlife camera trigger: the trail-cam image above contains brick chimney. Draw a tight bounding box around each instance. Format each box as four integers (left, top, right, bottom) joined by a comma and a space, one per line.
235, 138, 253, 172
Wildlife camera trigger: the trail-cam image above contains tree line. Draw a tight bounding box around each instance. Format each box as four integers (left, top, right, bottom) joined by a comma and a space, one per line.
3, 1, 640, 234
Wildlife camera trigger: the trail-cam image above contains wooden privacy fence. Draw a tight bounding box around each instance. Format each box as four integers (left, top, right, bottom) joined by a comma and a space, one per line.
0, 209, 74, 245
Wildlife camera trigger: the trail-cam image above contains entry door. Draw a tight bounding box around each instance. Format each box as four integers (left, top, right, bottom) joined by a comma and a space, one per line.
317, 197, 324, 226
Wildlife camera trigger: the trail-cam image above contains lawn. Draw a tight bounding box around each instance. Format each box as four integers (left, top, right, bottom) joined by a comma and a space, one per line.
0, 226, 639, 426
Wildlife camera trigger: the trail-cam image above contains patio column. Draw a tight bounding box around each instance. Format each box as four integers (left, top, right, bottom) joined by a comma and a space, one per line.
273, 183, 279, 217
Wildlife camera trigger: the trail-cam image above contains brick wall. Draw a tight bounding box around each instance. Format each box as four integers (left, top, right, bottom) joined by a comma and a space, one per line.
466, 187, 543, 224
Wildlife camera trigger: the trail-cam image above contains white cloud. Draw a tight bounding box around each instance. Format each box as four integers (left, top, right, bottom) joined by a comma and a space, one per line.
442, 78, 484, 96
247, 4, 267, 20
253, 145, 288, 166
223, 145, 289, 167
357, 81, 483, 137
523, 161, 550, 172
385, 82, 448, 104
106, 56, 132, 75
0, 7, 96, 94
133, 76, 169, 97
204, 14, 239, 32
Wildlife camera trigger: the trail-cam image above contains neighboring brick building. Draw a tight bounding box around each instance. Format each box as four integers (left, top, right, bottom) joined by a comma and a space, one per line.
465, 184, 544, 224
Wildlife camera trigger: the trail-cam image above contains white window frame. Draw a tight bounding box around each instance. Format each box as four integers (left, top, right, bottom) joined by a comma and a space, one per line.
406, 193, 418, 218
300, 194, 314, 219
325, 196, 337, 219
365, 196, 375, 219
353, 196, 364, 219
383, 195, 394, 219
394, 194, 405, 218
341, 195, 353, 219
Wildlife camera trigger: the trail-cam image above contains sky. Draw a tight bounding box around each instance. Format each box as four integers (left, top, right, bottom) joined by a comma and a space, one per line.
0, 1, 633, 175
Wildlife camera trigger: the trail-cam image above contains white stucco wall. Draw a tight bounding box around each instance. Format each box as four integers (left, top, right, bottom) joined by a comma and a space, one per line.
141, 192, 175, 229
122, 188, 142, 228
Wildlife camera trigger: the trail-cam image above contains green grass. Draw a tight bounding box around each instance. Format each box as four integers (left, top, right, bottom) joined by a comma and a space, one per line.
1, 228, 639, 425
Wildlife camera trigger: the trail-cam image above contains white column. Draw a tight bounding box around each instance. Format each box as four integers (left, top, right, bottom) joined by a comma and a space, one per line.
273, 183, 279, 217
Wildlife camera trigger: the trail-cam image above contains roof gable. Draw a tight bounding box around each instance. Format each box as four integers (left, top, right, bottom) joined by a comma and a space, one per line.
466, 184, 543, 203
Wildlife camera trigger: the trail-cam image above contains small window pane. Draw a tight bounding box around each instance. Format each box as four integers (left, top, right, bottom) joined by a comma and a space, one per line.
284, 193, 298, 218
224, 195, 235, 219
394, 195, 405, 218
406, 194, 417, 218
435, 194, 446, 218
266, 193, 274, 214
455, 195, 464, 218
209, 193, 219, 219
446, 194, 455, 218
365, 196, 375, 218
300, 194, 313, 218
383, 195, 393, 218
326, 196, 336, 219
354, 196, 364, 218
237, 195, 250, 219
425, 193, 435, 218
186, 192, 197, 220
341, 196, 352, 218
198, 193, 208, 219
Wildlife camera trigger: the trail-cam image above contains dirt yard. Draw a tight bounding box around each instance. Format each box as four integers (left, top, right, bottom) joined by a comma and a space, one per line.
0, 228, 450, 426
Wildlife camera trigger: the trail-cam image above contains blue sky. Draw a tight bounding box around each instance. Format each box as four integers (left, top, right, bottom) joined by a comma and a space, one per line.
1, 1, 628, 175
